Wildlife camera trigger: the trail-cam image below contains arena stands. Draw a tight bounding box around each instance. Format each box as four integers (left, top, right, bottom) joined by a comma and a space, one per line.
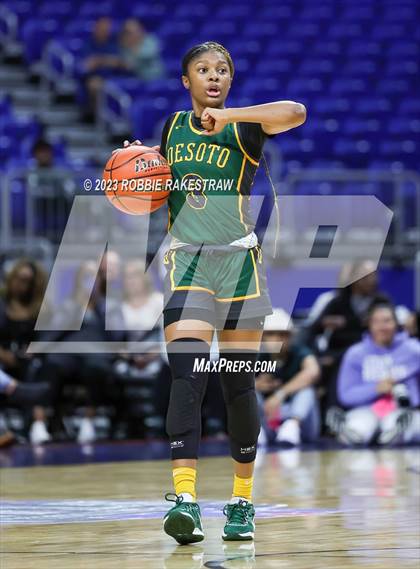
0, 0, 418, 446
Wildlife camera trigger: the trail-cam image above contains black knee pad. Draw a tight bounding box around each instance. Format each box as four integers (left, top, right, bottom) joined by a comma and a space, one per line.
165, 338, 210, 459
220, 350, 261, 463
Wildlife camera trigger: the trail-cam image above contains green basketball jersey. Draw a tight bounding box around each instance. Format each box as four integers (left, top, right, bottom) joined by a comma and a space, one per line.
162, 110, 264, 245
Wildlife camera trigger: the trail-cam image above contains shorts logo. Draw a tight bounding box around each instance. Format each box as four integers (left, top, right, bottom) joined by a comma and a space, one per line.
170, 440, 185, 449
240, 445, 256, 454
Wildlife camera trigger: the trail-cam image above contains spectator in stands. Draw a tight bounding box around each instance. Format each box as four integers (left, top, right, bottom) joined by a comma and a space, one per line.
303, 262, 354, 326
306, 260, 389, 409
0, 368, 49, 405
98, 249, 122, 300
309, 260, 389, 355
122, 259, 162, 334
119, 19, 164, 81
109, 259, 165, 436
398, 307, 419, 339
82, 17, 125, 120
118, 259, 164, 373
256, 309, 321, 446
83, 17, 123, 74
29, 138, 76, 241
32, 259, 124, 445
0, 259, 48, 380
329, 303, 420, 445
0, 367, 50, 448
32, 139, 54, 169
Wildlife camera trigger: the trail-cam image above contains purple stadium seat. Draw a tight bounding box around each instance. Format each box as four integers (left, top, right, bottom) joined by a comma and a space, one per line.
329, 23, 363, 39
300, 5, 335, 21
258, 5, 293, 20
387, 118, 420, 135
342, 60, 377, 76
379, 140, 418, 158
341, 6, 375, 20
1, 118, 40, 141
0, 96, 11, 118
383, 6, 417, 21
266, 40, 302, 56
371, 24, 409, 40
347, 41, 382, 56
334, 139, 373, 157
330, 78, 367, 95
386, 60, 418, 76
387, 42, 418, 58
286, 23, 321, 38
37, 2, 73, 21
216, 5, 252, 20
0, 136, 13, 166
242, 22, 278, 39
399, 99, 420, 115
299, 59, 335, 75
312, 41, 341, 56
21, 19, 60, 62
7, 0, 419, 184
343, 118, 381, 135
313, 97, 351, 116
3, 0, 33, 27
355, 98, 392, 115
287, 78, 324, 96
376, 79, 412, 95
199, 21, 238, 41
131, 97, 171, 140
256, 60, 292, 77
79, 1, 113, 18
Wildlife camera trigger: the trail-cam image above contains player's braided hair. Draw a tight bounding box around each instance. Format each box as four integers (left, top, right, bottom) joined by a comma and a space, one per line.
182, 42, 234, 77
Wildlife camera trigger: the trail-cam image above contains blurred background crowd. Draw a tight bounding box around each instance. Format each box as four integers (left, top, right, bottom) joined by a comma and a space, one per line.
0, 0, 419, 448
1, 252, 419, 447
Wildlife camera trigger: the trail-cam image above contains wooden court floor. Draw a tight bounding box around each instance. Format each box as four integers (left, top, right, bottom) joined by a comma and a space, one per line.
1, 448, 419, 568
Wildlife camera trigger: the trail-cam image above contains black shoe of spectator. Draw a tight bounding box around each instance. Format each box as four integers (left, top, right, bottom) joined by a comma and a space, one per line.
7, 382, 51, 407
378, 410, 413, 446
326, 406, 346, 437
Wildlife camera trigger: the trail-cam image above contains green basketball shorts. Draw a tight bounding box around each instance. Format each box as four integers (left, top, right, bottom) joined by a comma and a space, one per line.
163, 245, 273, 327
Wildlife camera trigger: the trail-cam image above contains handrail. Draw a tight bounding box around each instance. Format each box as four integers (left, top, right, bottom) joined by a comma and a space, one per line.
281, 168, 420, 258
42, 40, 76, 83
98, 80, 132, 132
1, 166, 418, 262
0, 5, 17, 45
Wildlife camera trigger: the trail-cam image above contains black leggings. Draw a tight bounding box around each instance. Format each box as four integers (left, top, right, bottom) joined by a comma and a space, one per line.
163, 308, 265, 330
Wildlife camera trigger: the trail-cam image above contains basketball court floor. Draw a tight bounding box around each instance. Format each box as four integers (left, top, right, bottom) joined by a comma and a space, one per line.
1, 441, 419, 568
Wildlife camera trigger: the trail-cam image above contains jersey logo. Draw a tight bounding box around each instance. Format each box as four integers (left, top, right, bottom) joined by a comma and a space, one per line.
183, 173, 208, 210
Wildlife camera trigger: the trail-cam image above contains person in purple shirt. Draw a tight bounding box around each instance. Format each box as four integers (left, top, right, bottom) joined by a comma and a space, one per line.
329, 303, 420, 445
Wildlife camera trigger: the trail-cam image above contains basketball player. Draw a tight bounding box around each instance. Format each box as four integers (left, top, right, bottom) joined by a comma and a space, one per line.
123, 42, 306, 544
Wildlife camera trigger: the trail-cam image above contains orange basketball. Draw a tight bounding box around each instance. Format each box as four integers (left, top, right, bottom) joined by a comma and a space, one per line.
103, 145, 172, 215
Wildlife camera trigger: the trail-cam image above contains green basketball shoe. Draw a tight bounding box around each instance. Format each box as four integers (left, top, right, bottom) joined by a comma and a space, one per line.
222, 499, 255, 541
163, 493, 204, 545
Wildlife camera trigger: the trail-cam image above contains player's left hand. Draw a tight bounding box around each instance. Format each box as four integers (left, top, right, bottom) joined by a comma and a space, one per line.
264, 390, 285, 420
112, 140, 160, 155
201, 107, 229, 136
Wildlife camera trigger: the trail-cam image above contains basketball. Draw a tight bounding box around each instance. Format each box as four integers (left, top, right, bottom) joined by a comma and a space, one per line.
103, 145, 171, 215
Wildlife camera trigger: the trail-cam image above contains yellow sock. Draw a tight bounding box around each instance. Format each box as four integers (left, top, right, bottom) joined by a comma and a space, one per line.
232, 474, 253, 502
173, 467, 197, 500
